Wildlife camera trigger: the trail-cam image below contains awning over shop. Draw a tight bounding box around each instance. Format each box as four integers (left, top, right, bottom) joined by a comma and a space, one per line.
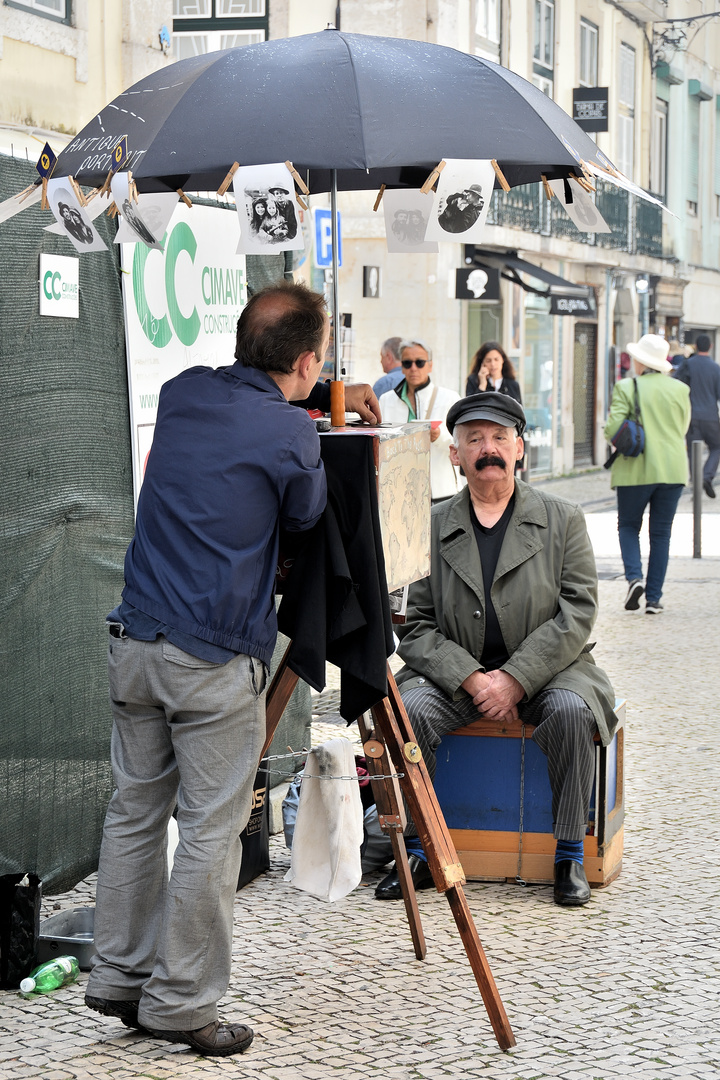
464, 246, 594, 314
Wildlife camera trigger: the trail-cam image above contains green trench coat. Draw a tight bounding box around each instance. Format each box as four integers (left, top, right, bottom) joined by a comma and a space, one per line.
395, 482, 618, 746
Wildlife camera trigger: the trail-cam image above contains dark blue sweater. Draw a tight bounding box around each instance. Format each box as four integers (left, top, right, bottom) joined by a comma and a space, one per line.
121, 363, 326, 666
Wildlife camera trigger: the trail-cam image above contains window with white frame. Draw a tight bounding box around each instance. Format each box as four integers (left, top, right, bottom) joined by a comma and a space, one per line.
616, 43, 635, 179
7, 0, 68, 18
173, 0, 267, 58
532, 73, 554, 98
652, 99, 667, 198
579, 19, 598, 87
533, 0, 554, 71
687, 95, 700, 214
474, 0, 500, 46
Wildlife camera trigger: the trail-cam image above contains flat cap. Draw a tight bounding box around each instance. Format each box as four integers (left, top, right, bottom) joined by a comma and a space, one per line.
446, 391, 526, 436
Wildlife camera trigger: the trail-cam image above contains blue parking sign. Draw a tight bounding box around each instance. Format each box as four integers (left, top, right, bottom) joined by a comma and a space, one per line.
313, 208, 342, 268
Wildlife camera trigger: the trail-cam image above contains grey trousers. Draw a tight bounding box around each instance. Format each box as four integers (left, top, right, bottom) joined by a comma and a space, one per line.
401, 683, 597, 843
86, 634, 266, 1031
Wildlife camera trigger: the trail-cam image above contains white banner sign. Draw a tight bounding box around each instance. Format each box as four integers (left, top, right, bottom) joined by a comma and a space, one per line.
121, 203, 247, 502
39, 253, 79, 318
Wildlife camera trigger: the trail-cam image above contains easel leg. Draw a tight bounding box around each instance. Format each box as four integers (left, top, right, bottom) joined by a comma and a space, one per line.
358, 712, 427, 961
373, 668, 516, 1051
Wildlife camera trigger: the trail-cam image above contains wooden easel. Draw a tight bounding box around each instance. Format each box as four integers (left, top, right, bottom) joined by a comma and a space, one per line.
260, 653, 516, 1052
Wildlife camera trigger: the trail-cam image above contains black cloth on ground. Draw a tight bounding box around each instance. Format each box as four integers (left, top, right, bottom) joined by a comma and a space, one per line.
277, 434, 395, 722
469, 494, 515, 671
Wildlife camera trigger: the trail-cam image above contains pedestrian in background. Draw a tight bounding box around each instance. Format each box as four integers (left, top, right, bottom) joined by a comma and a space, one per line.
465, 341, 522, 402
604, 334, 690, 615
673, 333, 720, 499
378, 338, 463, 502
372, 336, 404, 398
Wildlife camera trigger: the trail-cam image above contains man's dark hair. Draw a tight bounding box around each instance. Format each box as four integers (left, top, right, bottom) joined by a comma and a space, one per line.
235, 281, 327, 374
695, 333, 711, 354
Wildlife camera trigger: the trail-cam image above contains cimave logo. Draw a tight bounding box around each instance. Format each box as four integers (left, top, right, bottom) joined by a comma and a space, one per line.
43, 268, 78, 301
132, 221, 245, 348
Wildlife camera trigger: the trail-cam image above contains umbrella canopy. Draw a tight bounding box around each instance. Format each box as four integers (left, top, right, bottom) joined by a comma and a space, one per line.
54, 29, 615, 194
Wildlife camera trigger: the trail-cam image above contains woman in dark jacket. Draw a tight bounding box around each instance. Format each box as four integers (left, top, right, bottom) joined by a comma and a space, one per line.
466, 341, 522, 402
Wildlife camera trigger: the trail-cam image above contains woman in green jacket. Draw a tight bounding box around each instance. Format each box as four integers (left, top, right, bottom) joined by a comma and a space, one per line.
604, 334, 690, 614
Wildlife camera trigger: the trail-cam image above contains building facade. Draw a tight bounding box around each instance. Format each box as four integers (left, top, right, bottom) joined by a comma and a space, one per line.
2, 0, 718, 475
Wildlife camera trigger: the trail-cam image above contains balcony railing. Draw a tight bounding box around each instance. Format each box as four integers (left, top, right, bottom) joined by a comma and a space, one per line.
488, 180, 664, 258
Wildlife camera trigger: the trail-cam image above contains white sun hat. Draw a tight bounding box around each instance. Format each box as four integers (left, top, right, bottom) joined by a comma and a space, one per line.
626, 334, 673, 374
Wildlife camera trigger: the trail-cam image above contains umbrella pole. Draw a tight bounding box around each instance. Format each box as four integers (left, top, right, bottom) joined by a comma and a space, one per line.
329, 168, 345, 426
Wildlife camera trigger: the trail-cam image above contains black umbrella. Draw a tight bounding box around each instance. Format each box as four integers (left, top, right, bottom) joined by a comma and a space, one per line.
55, 29, 612, 194
53, 29, 617, 381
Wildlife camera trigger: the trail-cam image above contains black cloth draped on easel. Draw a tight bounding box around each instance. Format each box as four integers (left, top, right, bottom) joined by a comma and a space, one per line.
277, 434, 395, 722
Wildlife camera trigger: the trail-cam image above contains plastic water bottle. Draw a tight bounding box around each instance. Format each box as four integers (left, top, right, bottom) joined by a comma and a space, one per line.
20, 955, 80, 995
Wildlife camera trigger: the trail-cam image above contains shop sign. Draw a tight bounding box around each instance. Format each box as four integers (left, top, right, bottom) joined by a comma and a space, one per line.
39, 254, 79, 318
120, 203, 247, 502
550, 292, 596, 317
454, 266, 500, 301
572, 88, 609, 132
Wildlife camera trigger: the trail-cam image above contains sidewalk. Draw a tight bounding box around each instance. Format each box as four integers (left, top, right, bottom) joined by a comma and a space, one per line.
1, 472, 719, 1080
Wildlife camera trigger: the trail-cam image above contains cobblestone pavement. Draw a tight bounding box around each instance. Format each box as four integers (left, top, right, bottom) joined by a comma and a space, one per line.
2, 472, 719, 1079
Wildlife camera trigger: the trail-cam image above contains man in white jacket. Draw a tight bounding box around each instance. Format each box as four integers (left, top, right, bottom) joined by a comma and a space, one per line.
378, 339, 463, 502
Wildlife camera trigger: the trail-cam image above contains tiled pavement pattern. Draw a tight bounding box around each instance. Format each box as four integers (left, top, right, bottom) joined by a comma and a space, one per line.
2, 472, 719, 1079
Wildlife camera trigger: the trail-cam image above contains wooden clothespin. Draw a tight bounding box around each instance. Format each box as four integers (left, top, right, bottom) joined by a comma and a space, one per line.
18, 184, 40, 205
217, 162, 239, 197
106, 201, 119, 218
373, 184, 386, 212
295, 192, 308, 211
420, 160, 446, 194
99, 169, 114, 197
491, 159, 511, 193
68, 175, 87, 207
285, 160, 310, 196
540, 174, 554, 201
126, 172, 139, 204
40, 178, 49, 210
177, 189, 192, 207
576, 176, 596, 194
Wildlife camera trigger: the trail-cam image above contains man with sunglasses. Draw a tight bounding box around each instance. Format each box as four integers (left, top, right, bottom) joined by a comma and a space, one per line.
377, 339, 463, 502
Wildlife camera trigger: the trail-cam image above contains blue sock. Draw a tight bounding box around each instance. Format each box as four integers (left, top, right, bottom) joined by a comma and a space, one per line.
404, 837, 427, 862
554, 839, 584, 865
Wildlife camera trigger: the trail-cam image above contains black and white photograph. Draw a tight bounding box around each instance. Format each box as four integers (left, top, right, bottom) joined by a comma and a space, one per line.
232, 164, 305, 255
549, 177, 611, 233
46, 177, 107, 253
382, 189, 438, 253
111, 172, 177, 250
111, 174, 178, 250
425, 159, 495, 243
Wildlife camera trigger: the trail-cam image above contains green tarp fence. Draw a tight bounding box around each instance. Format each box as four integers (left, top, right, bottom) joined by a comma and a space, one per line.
0, 158, 311, 895
0, 156, 133, 893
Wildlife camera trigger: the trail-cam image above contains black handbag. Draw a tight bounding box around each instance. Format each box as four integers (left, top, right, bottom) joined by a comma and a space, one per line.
237, 759, 270, 890
604, 378, 645, 469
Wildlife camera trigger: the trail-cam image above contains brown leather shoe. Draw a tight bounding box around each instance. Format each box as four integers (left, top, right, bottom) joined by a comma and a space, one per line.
148, 1020, 254, 1056
85, 994, 144, 1030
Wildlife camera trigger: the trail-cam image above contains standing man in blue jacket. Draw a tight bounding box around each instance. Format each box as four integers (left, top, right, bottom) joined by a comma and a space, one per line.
674, 333, 720, 498
85, 282, 380, 1056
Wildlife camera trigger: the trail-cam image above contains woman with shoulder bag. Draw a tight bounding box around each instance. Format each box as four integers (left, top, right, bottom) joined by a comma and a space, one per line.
604, 335, 690, 614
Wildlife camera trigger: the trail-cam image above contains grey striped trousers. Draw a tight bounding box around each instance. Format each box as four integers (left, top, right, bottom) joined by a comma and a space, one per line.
401, 683, 597, 843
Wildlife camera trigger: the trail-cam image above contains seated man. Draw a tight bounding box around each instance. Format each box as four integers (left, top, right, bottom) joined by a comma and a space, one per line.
375, 392, 617, 907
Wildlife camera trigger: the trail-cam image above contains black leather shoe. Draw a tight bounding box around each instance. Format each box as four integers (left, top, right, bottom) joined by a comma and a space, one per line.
553, 860, 591, 906
148, 1020, 254, 1056
375, 854, 435, 900
703, 479, 716, 499
85, 994, 144, 1030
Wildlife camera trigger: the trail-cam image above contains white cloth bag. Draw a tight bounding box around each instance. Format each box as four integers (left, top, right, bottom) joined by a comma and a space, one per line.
284, 738, 364, 902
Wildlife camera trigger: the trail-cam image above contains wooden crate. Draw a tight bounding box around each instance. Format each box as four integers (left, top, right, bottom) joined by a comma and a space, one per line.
434, 701, 625, 887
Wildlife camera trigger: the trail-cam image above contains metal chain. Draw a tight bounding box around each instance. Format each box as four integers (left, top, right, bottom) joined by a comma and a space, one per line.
515, 724, 527, 887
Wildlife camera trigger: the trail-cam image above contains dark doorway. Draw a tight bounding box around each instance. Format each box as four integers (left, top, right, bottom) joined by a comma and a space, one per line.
573, 322, 597, 465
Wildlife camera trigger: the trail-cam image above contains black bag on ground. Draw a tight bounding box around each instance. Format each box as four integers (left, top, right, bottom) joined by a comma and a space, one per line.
0, 873, 42, 988
604, 378, 645, 469
237, 759, 270, 890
